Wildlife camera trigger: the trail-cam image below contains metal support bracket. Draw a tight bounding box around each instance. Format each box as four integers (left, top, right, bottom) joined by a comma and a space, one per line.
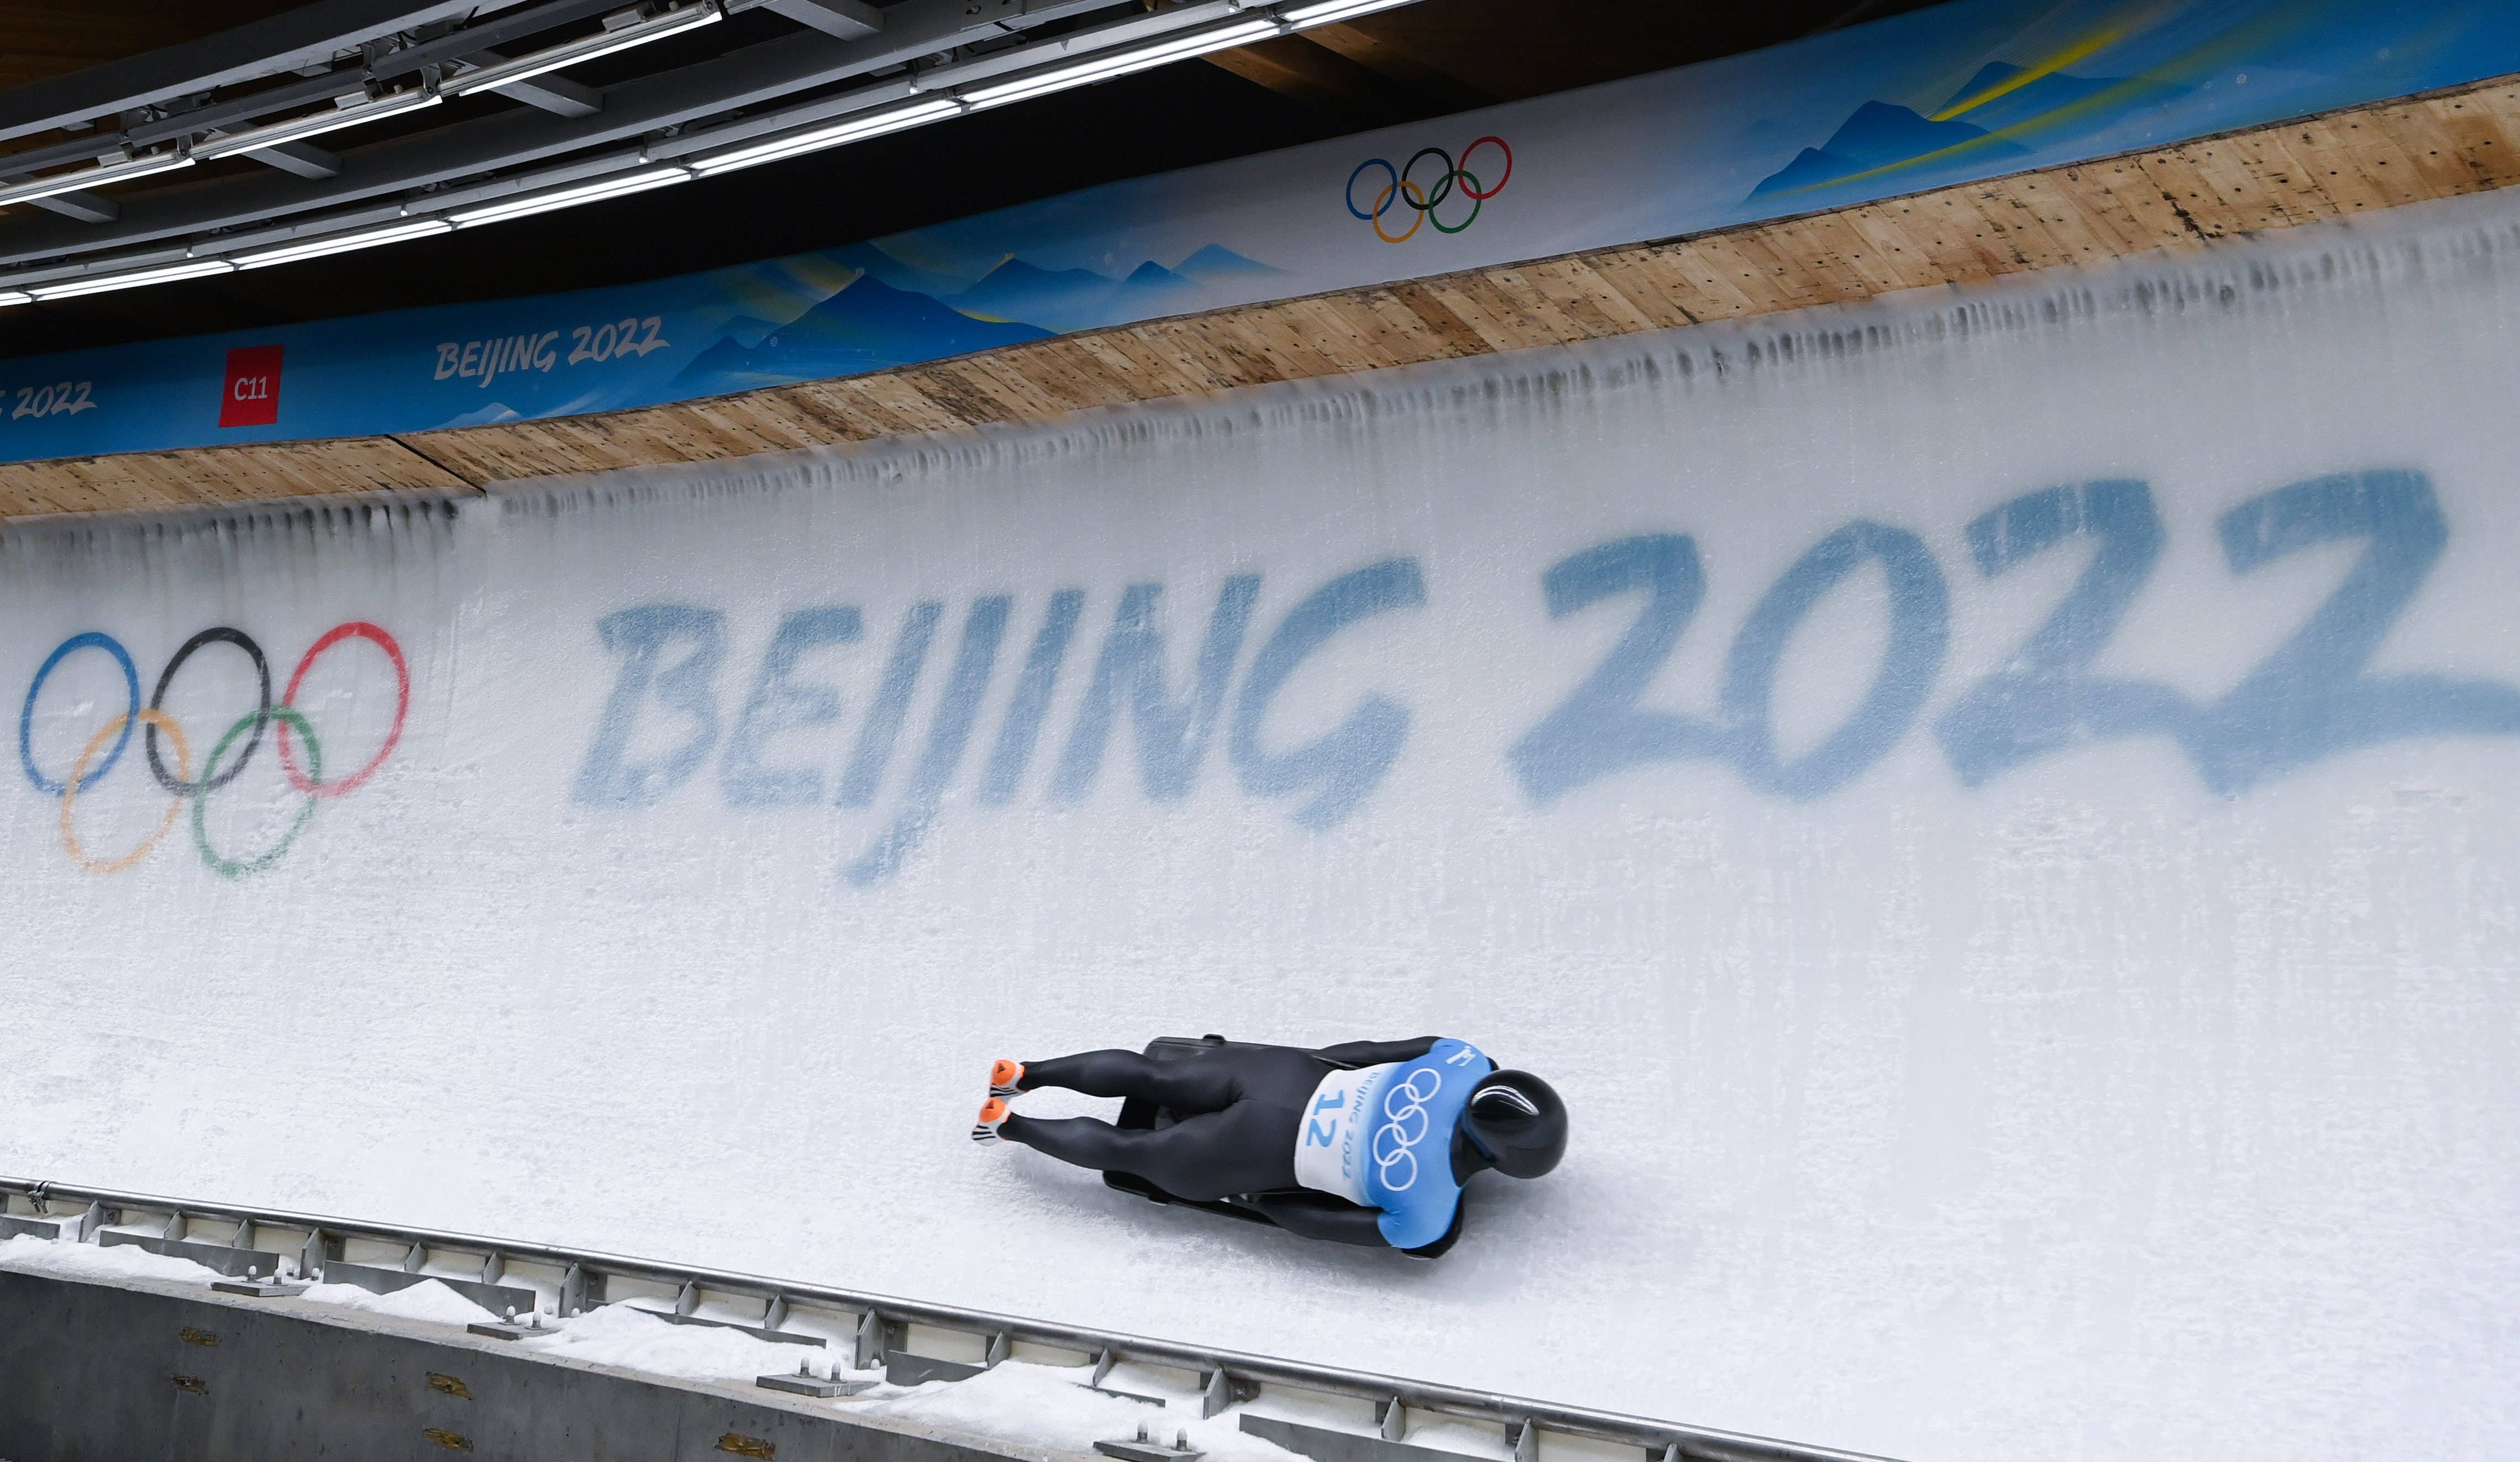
660, 1310, 829, 1346
320, 1258, 539, 1317
211, 1279, 309, 1298
98, 1231, 290, 1280
1201, 1367, 1256, 1419
1508, 1419, 1537, 1462
759, 1366, 877, 1397
885, 1350, 986, 1385
852, 1308, 890, 1371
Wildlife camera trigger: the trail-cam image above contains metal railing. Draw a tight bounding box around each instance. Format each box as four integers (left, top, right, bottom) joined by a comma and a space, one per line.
0, 1176, 1897, 1462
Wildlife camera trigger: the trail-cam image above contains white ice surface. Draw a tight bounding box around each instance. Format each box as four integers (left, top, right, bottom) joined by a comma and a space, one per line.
7, 191, 2520, 1462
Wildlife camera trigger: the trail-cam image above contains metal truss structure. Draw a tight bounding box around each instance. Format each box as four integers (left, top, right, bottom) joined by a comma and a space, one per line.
0, 0, 1419, 301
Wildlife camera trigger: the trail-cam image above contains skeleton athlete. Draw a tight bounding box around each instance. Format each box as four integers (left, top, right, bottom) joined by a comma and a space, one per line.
972, 1036, 1566, 1257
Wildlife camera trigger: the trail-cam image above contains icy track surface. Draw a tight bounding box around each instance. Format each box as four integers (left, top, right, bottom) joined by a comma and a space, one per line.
6, 192, 2520, 1462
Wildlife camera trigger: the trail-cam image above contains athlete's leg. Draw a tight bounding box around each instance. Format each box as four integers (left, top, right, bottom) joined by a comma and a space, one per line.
1015, 1050, 1240, 1113
1001, 1103, 1298, 1201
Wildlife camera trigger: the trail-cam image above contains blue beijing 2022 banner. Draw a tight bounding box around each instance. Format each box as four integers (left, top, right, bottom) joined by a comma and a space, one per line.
3, 0, 2518, 466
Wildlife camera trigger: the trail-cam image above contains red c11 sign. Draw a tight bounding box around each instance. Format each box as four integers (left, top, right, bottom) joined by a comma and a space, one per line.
218, 344, 282, 428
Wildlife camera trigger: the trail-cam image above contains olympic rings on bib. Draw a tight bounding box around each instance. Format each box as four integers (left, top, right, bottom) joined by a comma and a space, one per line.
1345, 136, 1511, 244
19, 622, 406, 876
1371, 1067, 1446, 1193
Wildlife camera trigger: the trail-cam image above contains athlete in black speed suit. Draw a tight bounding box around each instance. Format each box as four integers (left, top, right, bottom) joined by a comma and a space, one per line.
970, 1037, 1567, 1256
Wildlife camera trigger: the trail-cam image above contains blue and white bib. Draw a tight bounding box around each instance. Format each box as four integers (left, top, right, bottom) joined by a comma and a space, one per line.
1291, 1038, 1494, 1249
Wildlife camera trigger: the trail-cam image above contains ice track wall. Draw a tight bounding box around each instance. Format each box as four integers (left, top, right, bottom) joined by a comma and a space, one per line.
7, 192, 2519, 1462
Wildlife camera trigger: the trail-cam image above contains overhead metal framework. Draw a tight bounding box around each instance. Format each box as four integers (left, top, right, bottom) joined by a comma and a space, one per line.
0, 0, 1422, 303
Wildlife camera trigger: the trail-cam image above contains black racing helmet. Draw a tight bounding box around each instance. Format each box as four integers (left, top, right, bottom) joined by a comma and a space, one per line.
1459, 1070, 1567, 1179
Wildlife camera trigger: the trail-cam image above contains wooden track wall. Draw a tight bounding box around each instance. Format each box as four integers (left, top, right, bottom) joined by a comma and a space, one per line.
4, 73, 2518, 519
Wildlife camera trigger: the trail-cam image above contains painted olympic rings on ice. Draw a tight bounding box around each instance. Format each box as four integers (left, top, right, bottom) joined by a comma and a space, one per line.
1372, 1067, 1445, 1192
61, 709, 188, 875
148, 628, 270, 796
1346, 136, 1511, 243
19, 623, 403, 876
18, 633, 139, 795
196, 706, 321, 879
277, 622, 407, 797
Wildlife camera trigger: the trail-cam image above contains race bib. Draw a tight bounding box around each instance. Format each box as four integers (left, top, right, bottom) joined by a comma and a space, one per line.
1292, 1062, 1395, 1205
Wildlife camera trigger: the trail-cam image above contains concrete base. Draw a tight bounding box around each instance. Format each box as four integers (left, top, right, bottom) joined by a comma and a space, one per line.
0, 1267, 1104, 1462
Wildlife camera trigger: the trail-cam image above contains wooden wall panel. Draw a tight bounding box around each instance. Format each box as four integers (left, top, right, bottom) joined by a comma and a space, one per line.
6, 75, 2518, 519
0, 437, 470, 519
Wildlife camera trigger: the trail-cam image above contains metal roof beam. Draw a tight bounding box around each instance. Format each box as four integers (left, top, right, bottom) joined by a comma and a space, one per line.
0, 0, 1141, 269
0, 0, 638, 175
27, 192, 119, 225
244, 140, 347, 178
0, 0, 538, 145
465, 51, 606, 117
759, 0, 885, 42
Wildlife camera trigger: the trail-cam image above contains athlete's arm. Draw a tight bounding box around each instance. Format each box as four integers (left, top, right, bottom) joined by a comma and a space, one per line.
1311, 1036, 1441, 1067
1243, 1191, 1391, 1248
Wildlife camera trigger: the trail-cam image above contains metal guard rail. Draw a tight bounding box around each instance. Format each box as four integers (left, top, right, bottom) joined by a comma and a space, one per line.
0, 1176, 1898, 1462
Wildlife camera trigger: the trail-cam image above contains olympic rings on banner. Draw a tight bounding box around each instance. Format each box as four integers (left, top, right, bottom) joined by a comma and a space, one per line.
1372, 1068, 1445, 1193
1372, 179, 1430, 243
277, 622, 408, 797
18, 622, 406, 876
194, 707, 320, 880
1346, 136, 1511, 244
1457, 136, 1511, 198
1345, 158, 1399, 221
61, 710, 189, 875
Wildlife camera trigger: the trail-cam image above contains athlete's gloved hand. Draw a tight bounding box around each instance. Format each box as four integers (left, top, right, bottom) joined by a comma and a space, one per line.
1243, 1191, 1390, 1248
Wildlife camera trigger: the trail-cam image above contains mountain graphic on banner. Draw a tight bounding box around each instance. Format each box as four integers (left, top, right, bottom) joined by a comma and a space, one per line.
1173, 244, 1285, 283
951, 257, 1125, 334
713, 315, 786, 350
1750, 100, 2027, 198
434, 400, 524, 429
1105, 260, 1209, 322
672, 272, 1052, 392
817, 241, 979, 299
947, 246, 1286, 334
1748, 63, 2187, 200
